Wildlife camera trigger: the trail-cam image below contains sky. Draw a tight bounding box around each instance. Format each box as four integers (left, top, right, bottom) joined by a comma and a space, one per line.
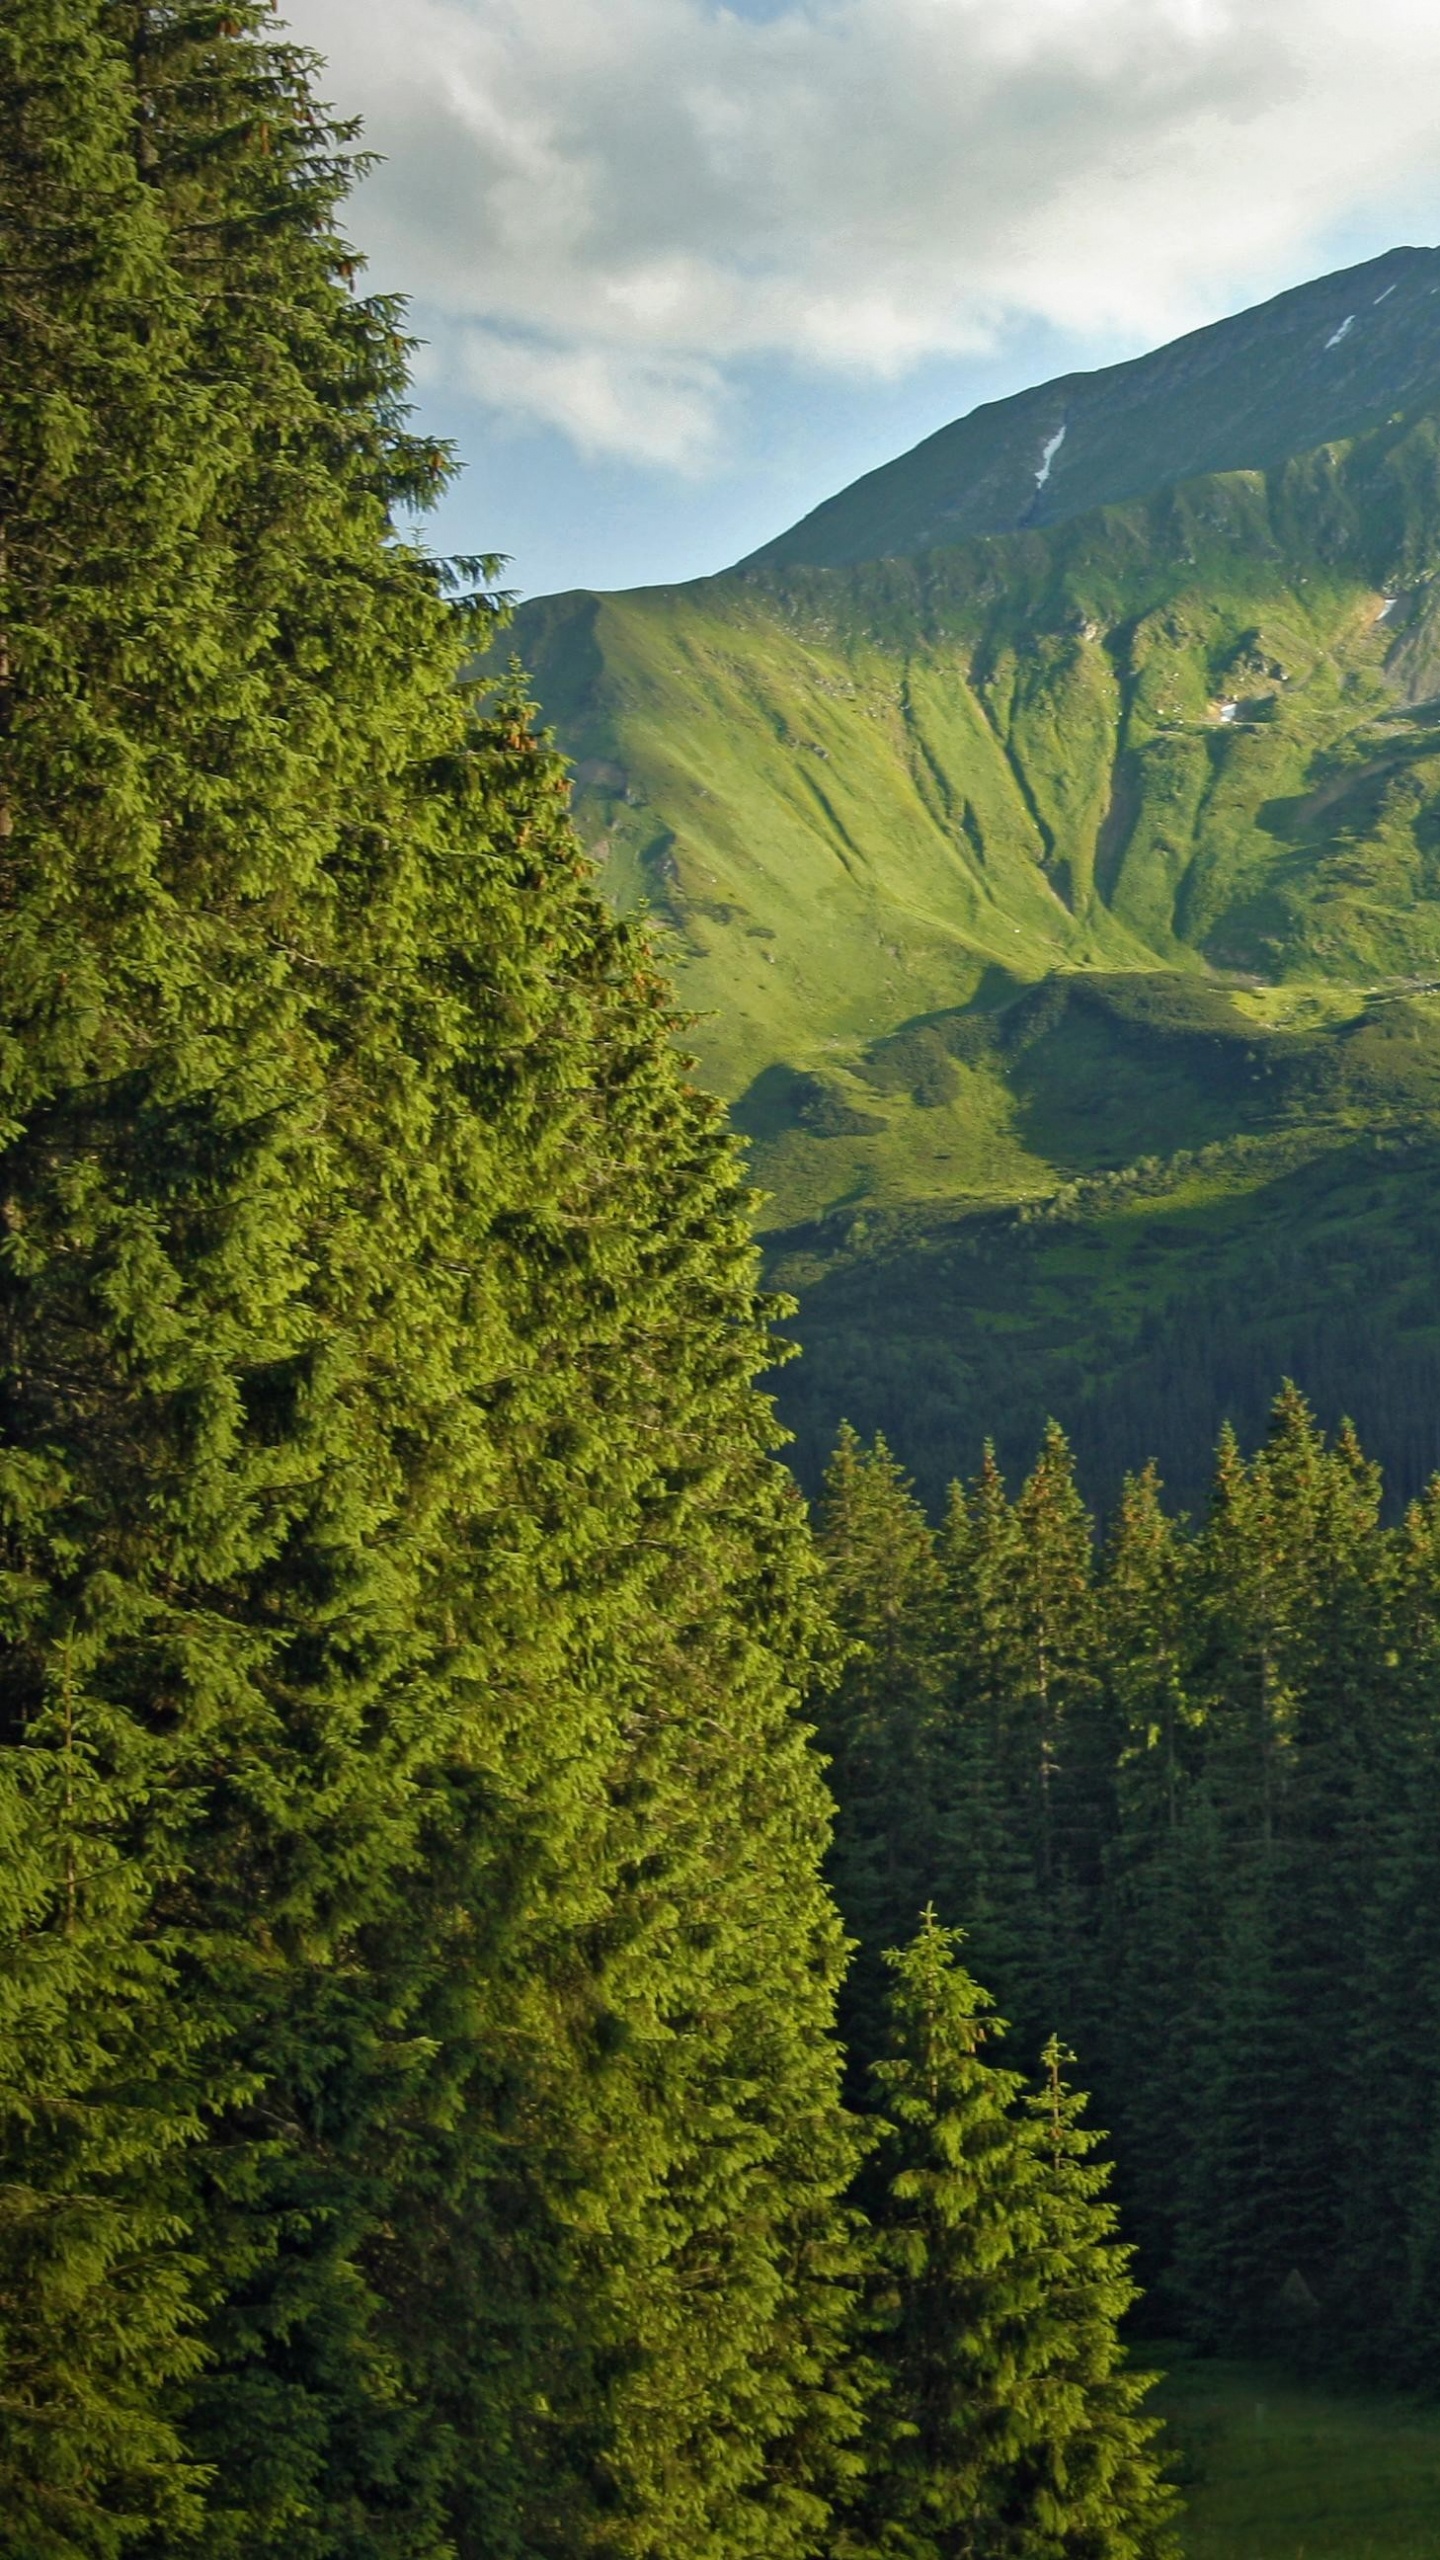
275, 0, 1440, 601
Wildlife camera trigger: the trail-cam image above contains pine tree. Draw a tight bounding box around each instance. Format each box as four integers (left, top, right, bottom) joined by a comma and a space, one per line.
929, 1453, 1041, 2047
934, 1432, 1098, 2057
1333, 1478, 1440, 2375
856, 1916, 1179, 2560
814, 1395, 1440, 2393
1187, 1389, 1380, 1848
1, 8, 866, 2553
1101, 1468, 1192, 1845
814, 1426, 947, 2065
1169, 1871, 1311, 2353
1010, 1428, 1100, 1897
0, 9, 259, 2538
1093, 1470, 1202, 2296
1007, 2040, 1181, 2560
1173, 1390, 1387, 2350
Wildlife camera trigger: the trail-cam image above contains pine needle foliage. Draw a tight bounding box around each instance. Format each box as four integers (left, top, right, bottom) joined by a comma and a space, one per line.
813, 1387, 1440, 2388
814, 1427, 946, 2068
856, 1916, 1179, 2560
0, 8, 863, 2553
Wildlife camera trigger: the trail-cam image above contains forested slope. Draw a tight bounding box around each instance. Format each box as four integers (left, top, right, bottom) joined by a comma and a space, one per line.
815, 1396, 1440, 2387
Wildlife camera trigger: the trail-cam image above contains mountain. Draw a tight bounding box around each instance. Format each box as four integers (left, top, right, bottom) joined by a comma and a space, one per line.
513, 253, 1440, 1515
746, 246, 1440, 569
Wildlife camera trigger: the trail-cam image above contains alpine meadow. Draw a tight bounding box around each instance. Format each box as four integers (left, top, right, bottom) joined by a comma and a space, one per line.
4, 8, 1440, 2560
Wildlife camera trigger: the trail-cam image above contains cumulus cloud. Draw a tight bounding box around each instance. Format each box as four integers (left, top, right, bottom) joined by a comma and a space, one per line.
279, 0, 1440, 468
419, 323, 729, 471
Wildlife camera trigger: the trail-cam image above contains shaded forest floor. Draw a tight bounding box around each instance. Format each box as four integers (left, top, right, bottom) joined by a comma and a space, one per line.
1156, 2359, 1440, 2556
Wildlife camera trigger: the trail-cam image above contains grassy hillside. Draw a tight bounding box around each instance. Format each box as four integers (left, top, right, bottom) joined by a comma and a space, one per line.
515, 408, 1440, 1508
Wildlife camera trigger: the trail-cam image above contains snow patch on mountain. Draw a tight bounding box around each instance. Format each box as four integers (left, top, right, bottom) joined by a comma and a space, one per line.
1326, 314, 1356, 348
1035, 423, 1067, 490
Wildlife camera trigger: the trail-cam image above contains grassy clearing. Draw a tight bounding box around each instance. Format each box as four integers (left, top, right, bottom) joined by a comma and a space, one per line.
1154, 2360, 1440, 2560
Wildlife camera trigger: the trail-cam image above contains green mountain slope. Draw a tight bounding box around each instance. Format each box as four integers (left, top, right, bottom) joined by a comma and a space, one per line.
747, 245, 1440, 569
515, 334, 1440, 1510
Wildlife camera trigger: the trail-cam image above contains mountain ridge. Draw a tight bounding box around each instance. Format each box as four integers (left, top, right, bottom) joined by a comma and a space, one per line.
741, 244, 1440, 570
512, 252, 1440, 1508
518, 409, 1440, 1138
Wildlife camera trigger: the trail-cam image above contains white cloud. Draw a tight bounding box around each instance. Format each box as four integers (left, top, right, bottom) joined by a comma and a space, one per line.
424, 323, 728, 470
279, 0, 1440, 469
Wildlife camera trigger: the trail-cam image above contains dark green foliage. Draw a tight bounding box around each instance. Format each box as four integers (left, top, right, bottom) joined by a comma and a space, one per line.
0, 9, 864, 2554
817, 1429, 1103, 2068
815, 1389, 1440, 2392
1127, 1396, 1391, 2351
854, 1916, 1179, 2560
945, 1424, 1101, 1903
814, 1430, 946, 2070
770, 1124, 1440, 1526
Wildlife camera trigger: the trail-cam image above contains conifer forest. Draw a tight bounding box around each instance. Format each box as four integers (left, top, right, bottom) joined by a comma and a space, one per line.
3, 9, 1439, 2559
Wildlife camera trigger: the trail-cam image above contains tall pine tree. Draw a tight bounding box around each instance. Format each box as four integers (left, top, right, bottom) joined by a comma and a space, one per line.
934, 1431, 1097, 2058
0, 8, 865, 2553
814, 1426, 947, 2065
856, 1916, 1178, 2560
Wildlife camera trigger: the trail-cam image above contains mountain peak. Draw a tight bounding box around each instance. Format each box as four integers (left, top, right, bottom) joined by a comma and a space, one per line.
742, 245, 1440, 572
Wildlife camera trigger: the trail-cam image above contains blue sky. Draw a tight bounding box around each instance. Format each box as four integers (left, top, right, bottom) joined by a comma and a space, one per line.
410, 318, 1104, 596
279, 0, 1440, 600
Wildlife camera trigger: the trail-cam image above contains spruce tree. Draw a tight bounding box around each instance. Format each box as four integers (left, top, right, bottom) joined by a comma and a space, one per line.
814, 1426, 947, 2064
931, 1451, 1043, 2045
1332, 1478, 1440, 2374
1094, 1469, 1202, 2292
1008, 2041, 1181, 2560
1173, 1391, 1386, 2350
1100, 1469, 1192, 1844
1, 8, 866, 2553
0, 9, 261, 2538
1009, 1427, 1099, 1895
814, 1397, 1440, 2391
857, 1916, 1178, 2560
935, 1432, 1098, 2057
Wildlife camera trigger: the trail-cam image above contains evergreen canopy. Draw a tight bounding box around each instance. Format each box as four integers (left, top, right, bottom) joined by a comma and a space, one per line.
857, 1917, 1179, 2560
0, 7, 862, 2552
816, 1390, 1440, 2390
